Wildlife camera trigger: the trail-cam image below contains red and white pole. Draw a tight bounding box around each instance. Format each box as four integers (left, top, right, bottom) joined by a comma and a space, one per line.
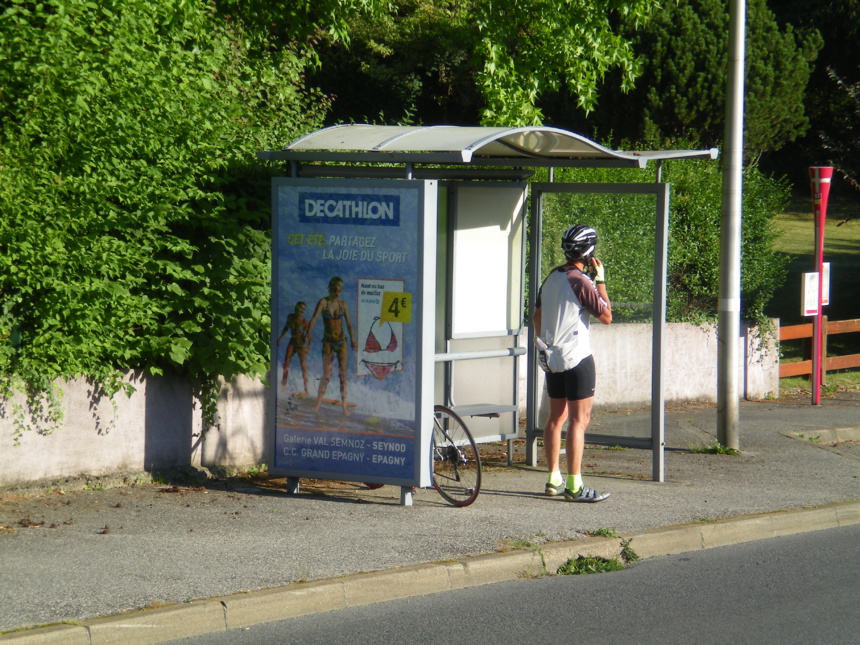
809, 166, 833, 405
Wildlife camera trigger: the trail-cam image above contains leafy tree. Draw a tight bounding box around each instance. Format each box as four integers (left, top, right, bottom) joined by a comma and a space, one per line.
766, 0, 860, 193
0, 0, 327, 434
820, 69, 860, 209
768, 0, 860, 116
663, 157, 790, 323
308, 0, 661, 127
558, 0, 822, 156
214, 0, 392, 55
310, 0, 480, 125
471, 0, 660, 125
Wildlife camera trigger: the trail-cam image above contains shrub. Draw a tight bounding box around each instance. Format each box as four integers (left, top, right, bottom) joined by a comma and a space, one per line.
0, 0, 327, 435
535, 155, 789, 326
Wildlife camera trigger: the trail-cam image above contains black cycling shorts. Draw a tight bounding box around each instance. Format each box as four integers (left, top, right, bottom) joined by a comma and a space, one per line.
545, 354, 596, 401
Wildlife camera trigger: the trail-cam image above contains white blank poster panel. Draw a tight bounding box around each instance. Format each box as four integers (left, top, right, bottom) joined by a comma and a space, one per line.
451, 185, 526, 337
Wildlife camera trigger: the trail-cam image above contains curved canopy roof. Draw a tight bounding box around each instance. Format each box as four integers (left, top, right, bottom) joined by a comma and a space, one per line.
259, 124, 719, 169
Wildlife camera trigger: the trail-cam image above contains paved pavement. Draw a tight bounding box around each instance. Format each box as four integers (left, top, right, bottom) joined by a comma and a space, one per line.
1, 391, 859, 644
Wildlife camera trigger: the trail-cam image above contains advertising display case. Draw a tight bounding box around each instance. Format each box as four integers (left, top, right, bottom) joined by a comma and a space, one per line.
270, 179, 437, 490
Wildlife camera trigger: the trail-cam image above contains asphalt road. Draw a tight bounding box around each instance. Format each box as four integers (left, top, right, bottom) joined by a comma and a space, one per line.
166, 523, 860, 645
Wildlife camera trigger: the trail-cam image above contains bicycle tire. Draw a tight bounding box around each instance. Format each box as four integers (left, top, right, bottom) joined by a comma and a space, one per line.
431, 405, 482, 507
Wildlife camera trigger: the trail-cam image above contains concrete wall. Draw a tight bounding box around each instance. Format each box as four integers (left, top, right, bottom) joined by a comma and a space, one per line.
594, 320, 778, 407
0, 322, 777, 488
520, 321, 778, 411
0, 372, 270, 489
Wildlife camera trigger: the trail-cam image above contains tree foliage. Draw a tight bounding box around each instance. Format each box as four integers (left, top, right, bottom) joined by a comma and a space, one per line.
0, 0, 327, 432
471, 0, 660, 125
310, 0, 480, 125
663, 158, 790, 323
214, 0, 392, 54
821, 69, 860, 203
309, 0, 660, 127
557, 0, 822, 156
766, 0, 860, 194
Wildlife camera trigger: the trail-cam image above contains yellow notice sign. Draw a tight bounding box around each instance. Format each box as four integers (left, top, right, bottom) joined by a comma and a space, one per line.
380, 291, 412, 323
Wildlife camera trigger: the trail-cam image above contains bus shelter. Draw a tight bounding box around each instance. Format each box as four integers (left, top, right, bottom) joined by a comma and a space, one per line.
259, 125, 718, 504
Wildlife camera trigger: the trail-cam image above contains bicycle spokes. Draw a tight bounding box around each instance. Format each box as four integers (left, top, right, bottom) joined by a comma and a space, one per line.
431, 406, 481, 507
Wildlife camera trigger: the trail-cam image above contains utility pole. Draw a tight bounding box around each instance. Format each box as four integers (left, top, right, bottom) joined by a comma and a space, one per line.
717, 0, 745, 450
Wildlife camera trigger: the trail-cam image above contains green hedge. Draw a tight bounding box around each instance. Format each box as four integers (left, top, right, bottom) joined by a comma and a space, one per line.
0, 0, 326, 434
536, 159, 789, 324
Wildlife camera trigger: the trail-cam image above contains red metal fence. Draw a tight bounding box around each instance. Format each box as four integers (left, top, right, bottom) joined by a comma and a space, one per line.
779, 317, 860, 378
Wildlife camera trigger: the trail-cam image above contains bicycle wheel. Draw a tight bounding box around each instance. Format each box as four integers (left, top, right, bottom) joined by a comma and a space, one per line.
432, 405, 482, 507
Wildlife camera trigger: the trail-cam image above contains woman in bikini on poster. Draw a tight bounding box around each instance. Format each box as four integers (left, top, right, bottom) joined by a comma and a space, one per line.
308, 276, 358, 416
277, 301, 310, 396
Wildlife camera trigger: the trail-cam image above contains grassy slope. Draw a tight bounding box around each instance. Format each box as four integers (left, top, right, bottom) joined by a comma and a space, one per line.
765, 191, 860, 386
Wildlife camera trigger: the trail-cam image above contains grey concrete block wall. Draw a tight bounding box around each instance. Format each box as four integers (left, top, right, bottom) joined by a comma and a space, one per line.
0, 371, 198, 486
519, 320, 778, 413
0, 322, 777, 488
743, 321, 780, 401
192, 375, 272, 471
0, 373, 267, 488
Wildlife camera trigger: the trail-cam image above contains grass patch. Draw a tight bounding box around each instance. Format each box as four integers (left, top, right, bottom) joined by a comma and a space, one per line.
689, 443, 741, 456
780, 372, 860, 392
556, 539, 639, 575
797, 434, 821, 443
498, 535, 544, 552
588, 527, 620, 538
557, 555, 625, 575
621, 539, 640, 564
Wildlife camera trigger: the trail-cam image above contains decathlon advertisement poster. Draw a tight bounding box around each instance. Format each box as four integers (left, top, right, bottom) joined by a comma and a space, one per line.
270, 178, 436, 487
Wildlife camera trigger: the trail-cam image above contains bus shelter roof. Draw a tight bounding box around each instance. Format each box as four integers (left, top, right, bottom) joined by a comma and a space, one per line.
258, 124, 719, 169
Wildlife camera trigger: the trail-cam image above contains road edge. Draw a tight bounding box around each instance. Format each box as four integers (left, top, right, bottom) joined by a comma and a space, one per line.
4, 498, 859, 644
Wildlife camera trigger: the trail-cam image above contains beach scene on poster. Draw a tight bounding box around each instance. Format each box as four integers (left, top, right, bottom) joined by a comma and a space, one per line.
273, 182, 423, 480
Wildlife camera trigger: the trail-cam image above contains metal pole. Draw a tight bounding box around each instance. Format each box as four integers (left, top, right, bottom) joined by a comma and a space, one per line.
809, 166, 833, 404
434, 347, 526, 362
717, 0, 745, 450
812, 204, 824, 405
651, 184, 669, 482
525, 192, 543, 467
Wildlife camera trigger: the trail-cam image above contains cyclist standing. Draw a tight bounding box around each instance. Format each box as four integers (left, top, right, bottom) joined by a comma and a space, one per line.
531, 224, 612, 502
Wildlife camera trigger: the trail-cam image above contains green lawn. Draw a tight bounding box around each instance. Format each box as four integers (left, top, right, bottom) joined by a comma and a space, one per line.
765, 192, 860, 387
